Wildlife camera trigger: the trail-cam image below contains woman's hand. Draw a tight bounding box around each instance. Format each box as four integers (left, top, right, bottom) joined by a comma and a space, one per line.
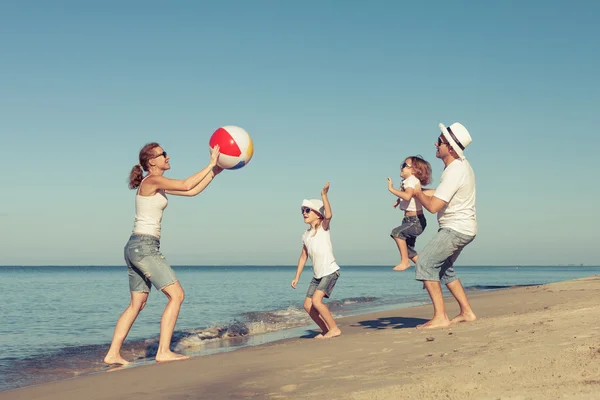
209, 145, 221, 167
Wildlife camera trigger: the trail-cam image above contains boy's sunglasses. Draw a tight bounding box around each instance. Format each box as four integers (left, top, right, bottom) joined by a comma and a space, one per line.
301, 207, 312, 214
401, 162, 412, 169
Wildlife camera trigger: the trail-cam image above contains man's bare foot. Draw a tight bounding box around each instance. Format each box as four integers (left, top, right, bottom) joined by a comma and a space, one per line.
393, 262, 411, 271
155, 351, 190, 363
323, 327, 341, 338
451, 311, 477, 324
416, 317, 451, 330
103, 354, 130, 365
314, 333, 325, 340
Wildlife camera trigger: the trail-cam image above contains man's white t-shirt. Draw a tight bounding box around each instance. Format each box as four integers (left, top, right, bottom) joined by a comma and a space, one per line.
399, 175, 422, 212
302, 226, 340, 279
433, 159, 477, 236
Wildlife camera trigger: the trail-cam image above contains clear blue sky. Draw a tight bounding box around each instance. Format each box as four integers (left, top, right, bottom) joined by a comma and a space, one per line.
1, 1, 598, 266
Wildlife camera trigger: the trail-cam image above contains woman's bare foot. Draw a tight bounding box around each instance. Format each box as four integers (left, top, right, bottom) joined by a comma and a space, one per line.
393, 262, 411, 271
323, 327, 341, 338
103, 354, 130, 365
416, 317, 451, 330
155, 351, 190, 363
451, 311, 477, 324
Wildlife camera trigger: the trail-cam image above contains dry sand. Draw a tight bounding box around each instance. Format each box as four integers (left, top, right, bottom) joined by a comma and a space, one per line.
2, 276, 600, 400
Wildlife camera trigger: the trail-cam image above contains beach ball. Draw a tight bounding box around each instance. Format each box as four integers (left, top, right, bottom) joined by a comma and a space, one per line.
209, 126, 254, 170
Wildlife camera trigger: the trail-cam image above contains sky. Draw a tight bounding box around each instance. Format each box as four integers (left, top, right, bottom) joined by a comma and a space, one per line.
1, 0, 599, 266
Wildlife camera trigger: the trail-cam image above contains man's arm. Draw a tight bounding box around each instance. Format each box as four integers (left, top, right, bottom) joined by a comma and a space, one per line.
413, 187, 447, 214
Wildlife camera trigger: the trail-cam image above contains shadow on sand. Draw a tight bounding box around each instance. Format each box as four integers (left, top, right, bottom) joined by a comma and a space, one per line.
299, 316, 428, 337
352, 316, 428, 330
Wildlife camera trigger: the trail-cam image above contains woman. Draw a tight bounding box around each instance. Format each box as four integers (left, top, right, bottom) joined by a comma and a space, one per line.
104, 142, 221, 364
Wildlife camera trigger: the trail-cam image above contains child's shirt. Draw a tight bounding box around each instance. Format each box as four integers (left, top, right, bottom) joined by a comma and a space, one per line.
302, 226, 340, 279
399, 175, 423, 212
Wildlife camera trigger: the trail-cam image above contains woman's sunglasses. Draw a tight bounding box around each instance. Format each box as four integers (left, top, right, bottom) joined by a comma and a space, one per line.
301, 207, 312, 215
153, 151, 168, 159
401, 162, 412, 169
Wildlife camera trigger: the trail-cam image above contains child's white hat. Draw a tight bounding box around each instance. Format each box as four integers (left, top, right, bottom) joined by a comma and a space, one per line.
301, 199, 325, 217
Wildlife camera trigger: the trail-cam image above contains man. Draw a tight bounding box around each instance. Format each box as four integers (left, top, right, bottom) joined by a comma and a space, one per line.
412, 122, 477, 329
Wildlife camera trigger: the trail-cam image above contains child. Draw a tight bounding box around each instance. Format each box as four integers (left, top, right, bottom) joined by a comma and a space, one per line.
291, 181, 341, 339
387, 155, 432, 271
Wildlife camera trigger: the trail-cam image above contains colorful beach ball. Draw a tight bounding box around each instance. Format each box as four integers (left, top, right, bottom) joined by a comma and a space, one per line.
209, 126, 254, 170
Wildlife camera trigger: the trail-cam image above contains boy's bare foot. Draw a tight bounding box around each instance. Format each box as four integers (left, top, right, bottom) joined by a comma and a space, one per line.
155, 351, 190, 363
393, 262, 411, 271
416, 317, 451, 330
323, 327, 341, 338
103, 354, 130, 365
451, 311, 477, 324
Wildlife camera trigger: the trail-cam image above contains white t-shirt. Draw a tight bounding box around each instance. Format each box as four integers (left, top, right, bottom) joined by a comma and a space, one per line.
302, 226, 340, 279
399, 175, 422, 212
433, 159, 477, 236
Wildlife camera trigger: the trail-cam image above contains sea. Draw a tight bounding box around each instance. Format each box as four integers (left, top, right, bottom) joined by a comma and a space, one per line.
1, 265, 599, 392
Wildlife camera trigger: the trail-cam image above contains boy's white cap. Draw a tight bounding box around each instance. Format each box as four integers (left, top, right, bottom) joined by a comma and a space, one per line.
439, 122, 472, 160
301, 199, 325, 217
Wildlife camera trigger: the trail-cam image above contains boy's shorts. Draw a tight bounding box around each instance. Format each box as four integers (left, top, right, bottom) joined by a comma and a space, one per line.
415, 228, 475, 285
306, 270, 340, 298
390, 214, 427, 258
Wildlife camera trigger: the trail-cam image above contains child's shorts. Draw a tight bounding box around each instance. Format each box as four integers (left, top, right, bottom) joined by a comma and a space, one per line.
390, 214, 427, 258
306, 270, 340, 299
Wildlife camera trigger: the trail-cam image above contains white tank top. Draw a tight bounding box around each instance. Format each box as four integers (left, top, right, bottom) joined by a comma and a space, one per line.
133, 176, 168, 238
302, 226, 340, 279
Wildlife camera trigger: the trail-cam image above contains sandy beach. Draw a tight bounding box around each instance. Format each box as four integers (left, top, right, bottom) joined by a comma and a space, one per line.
3, 275, 600, 400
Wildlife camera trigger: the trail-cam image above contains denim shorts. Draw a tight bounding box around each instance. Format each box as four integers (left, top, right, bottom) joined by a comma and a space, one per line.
415, 228, 475, 285
306, 270, 340, 299
390, 214, 427, 258
124, 234, 178, 292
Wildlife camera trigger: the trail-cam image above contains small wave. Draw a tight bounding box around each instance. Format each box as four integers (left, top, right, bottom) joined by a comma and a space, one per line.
174, 296, 379, 351
328, 296, 378, 310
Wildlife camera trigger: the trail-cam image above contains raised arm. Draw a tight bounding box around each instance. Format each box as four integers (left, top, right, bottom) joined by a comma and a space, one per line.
291, 245, 308, 289
166, 166, 223, 197
387, 177, 413, 201
145, 146, 220, 194
321, 181, 332, 230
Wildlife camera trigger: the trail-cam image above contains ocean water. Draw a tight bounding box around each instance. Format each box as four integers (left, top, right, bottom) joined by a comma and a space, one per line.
1, 265, 599, 392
